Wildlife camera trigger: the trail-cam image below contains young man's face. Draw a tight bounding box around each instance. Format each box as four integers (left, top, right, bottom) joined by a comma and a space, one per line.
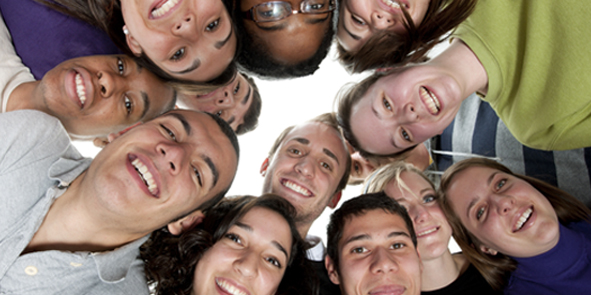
262, 122, 348, 229
40, 55, 175, 137
327, 209, 422, 295
84, 110, 238, 235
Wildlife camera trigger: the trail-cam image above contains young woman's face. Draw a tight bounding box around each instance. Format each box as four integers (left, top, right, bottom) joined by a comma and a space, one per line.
337, 0, 430, 53
350, 66, 463, 155
445, 166, 560, 258
121, 0, 237, 82
384, 171, 452, 261
192, 207, 293, 295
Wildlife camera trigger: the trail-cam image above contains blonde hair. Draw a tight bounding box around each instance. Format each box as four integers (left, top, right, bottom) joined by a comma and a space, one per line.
364, 161, 434, 196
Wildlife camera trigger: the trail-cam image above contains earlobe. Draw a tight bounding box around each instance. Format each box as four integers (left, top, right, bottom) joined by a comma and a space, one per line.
124, 26, 143, 56
167, 210, 205, 235
328, 191, 342, 209
260, 158, 269, 177
325, 256, 341, 285
479, 245, 498, 256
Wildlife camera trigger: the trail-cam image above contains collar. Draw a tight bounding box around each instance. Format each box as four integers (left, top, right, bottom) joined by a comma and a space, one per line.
93, 235, 149, 282
305, 235, 326, 261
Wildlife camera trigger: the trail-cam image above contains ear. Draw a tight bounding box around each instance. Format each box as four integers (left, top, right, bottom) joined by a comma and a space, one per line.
167, 210, 205, 235
124, 26, 143, 56
327, 191, 342, 209
325, 256, 341, 285
260, 158, 269, 177
108, 122, 142, 144
479, 245, 498, 256
93, 136, 109, 148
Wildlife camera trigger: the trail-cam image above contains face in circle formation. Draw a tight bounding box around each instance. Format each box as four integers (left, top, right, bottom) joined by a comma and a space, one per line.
192, 207, 293, 295
262, 122, 349, 226
120, 0, 237, 82
178, 73, 253, 131
384, 171, 452, 261
84, 110, 238, 235
330, 209, 422, 295
350, 65, 464, 155
240, 0, 334, 64
445, 166, 560, 258
40, 55, 175, 137
337, 0, 430, 53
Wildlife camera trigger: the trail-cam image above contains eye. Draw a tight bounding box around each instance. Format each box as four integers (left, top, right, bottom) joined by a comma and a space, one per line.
206, 18, 220, 31
351, 15, 366, 25
351, 247, 367, 254
117, 57, 125, 75
288, 148, 302, 155
171, 48, 185, 61
233, 82, 241, 95
383, 97, 392, 110
391, 243, 405, 249
401, 128, 411, 142
309, 3, 324, 10
476, 206, 486, 220
124, 96, 132, 115
423, 194, 437, 204
193, 166, 203, 187
265, 256, 282, 268
495, 179, 507, 191
353, 162, 361, 174
160, 124, 177, 142
225, 233, 242, 244
321, 162, 332, 171
215, 110, 222, 117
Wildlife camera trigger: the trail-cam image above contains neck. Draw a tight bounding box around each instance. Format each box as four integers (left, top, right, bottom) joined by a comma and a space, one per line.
6, 81, 47, 112
25, 172, 143, 254
420, 250, 465, 291
430, 39, 489, 97
297, 222, 312, 239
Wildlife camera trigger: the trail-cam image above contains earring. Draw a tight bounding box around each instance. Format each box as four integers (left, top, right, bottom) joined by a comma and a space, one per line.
123, 25, 129, 35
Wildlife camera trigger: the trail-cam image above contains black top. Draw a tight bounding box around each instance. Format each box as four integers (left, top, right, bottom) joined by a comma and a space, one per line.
422, 264, 501, 295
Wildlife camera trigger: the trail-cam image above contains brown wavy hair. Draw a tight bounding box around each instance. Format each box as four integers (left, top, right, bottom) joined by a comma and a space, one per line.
337, 0, 478, 73
141, 194, 318, 295
438, 158, 591, 290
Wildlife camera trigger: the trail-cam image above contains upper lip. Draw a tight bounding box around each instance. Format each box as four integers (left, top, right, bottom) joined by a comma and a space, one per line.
215, 277, 251, 295
149, 0, 182, 19
376, 0, 405, 16
128, 153, 162, 198
69, 68, 94, 110
280, 177, 314, 198
416, 225, 440, 237
512, 206, 534, 232
369, 284, 406, 295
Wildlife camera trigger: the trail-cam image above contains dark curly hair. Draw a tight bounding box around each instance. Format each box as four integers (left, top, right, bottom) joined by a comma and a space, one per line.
141, 194, 319, 295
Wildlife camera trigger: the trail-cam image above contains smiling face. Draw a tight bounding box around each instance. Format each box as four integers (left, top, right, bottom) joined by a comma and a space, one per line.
384, 172, 452, 261
84, 110, 238, 235
350, 66, 463, 155
178, 73, 253, 131
331, 209, 422, 295
39, 55, 175, 137
193, 206, 292, 295
120, 0, 237, 82
262, 122, 348, 232
337, 0, 430, 53
240, 0, 333, 64
445, 166, 560, 258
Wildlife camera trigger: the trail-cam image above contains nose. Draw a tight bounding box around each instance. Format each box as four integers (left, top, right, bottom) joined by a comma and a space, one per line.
96, 70, 119, 99
370, 247, 399, 274
493, 194, 515, 215
157, 142, 186, 175
234, 252, 258, 278
295, 157, 315, 179
410, 204, 430, 225
215, 89, 235, 107
172, 14, 197, 37
401, 103, 418, 124
371, 11, 394, 30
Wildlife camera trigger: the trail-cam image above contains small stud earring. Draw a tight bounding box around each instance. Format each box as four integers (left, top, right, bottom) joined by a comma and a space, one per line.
123, 26, 129, 35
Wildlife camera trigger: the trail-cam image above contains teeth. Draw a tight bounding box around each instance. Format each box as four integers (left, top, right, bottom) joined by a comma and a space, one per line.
417, 227, 437, 237
515, 208, 533, 231
283, 180, 312, 197
381, 0, 406, 9
75, 73, 86, 107
131, 158, 158, 195
216, 279, 247, 295
420, 87, 440, 115
151, 0, 180, 18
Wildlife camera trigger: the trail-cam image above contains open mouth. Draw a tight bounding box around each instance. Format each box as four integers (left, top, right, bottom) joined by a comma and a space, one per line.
281, 179, 313, 197
131, 158, 159, 196
419, 86, 441, 115
75, 72, 87, 108
151, 0, 181, 18
513, 207, 533, 232
379, 0, 406, 10
417, 226, 439, 237
216, 278, 249, 295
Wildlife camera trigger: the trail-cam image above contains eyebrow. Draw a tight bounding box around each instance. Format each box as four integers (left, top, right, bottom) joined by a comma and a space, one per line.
172, 59, 201, 75
323, 148, 340, 165
293, 137, 310, 145
215, 25, 234, 49
343, 231, 410, 246
140, 92, 150, 119
342, 19, 361, 41
203, 155, 219, 190
242, 84, 252, 105
166, 112, 192, 135
257, 14, 330, 31
235, 221, 289, 259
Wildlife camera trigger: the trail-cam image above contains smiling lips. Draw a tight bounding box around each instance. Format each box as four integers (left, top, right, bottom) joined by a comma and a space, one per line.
514, 207, 533, 232
131, 158, 159, 196
281, 179, 313, 197
417, 226, 439, 237
369, 284, 406, 295
151, 0, 180, 18
74, 72, 87, 108
216, 278, 250, 295
379, 0, 406, 10
419, 87, 441, 115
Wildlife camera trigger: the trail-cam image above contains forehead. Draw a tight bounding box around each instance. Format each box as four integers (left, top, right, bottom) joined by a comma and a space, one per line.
238, 207, 293, 253
281, 122, 347, 155
340, 209, 410, 246
387, 172, 432, 199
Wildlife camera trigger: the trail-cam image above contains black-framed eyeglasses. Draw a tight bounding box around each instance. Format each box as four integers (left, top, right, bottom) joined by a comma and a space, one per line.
242, 0, 336, 23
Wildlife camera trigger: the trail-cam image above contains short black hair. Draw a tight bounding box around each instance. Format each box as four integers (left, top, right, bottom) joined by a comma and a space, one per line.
326, 192, 417, 272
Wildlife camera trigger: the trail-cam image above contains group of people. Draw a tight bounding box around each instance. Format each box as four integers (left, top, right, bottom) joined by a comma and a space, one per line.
1, 0, 591, 294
